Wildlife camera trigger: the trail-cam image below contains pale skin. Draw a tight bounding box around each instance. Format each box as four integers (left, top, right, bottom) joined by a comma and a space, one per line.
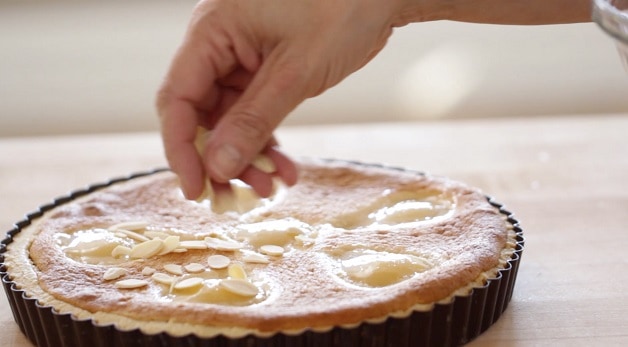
156, 0, 592, 200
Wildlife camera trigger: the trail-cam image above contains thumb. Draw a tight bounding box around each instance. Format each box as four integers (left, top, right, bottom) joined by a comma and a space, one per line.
203, 53, 309, 183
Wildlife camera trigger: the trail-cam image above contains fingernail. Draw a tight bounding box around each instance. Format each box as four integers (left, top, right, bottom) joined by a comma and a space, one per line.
211, 144, 241, 181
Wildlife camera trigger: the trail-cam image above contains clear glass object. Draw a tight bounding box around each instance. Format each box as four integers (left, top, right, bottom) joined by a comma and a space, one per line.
593, 0, 628, 69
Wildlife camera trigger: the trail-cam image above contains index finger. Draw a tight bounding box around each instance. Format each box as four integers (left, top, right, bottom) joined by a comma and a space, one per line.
156, 12, 242, 199
156, 40, 221, 199
157, 96, 205, 200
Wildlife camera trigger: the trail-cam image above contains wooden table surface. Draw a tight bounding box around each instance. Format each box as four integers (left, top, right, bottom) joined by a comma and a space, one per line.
1, 114, 627, 346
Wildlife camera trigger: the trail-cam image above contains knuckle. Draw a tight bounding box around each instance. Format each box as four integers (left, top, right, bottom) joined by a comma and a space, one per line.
229, 106, 273, 144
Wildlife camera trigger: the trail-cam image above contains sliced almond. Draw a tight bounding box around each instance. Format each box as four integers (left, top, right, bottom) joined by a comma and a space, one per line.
108, 221, 149, 231
114, 232, 128, 239
231, 183, 262, 212
158, 235, 181, 255
174, 277, 204, 290
210, 188, 239, 214
141, 267, 157, 276
242, 252, 270, 264
204, 237, 243, 251
103, 267, 127, 281
172, 248, 188, 253
114, 279, 149, 289
179, 240, 208, 250
151, 272, 177, 285
220, 279, 258, 297
194, 127, 211, 154
129, 239, 164, 259
113, 228, 150, 243
294, 235, 315, 247
252, 154, 276, 173
163, 264, 184, 276
111, 245, 132, 258
227, 263, 247, 280
207, 255, 231, 269
259, 245, 285, 256
184, 263, 206, 273
63, 248, 82, 256
195, 179, 215, 203
144, 231, 172, 240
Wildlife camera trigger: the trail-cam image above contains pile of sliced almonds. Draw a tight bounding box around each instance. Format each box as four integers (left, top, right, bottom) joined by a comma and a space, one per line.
107, 261, 260, 297
99, 221, 287, 300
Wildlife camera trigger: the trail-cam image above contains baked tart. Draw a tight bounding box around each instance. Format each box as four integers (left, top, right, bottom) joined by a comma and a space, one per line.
1, 158, 523, 346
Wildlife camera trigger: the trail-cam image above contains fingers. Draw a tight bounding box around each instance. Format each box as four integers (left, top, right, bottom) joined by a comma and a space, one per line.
237, 166, 275, 198
156, 48, 219, 199
157, 3, 241, 200
202, 50, 308, 183
235, 145, 299, 197
265, 146, 298, 187
195, 125, 297, 198
158, 96, 206, 200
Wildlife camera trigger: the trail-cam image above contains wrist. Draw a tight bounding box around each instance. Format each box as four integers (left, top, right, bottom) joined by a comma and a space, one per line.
391, 0, 454, 26
393, 0, 593, 25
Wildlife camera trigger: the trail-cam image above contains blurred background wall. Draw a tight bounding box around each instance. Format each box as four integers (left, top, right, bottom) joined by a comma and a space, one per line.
1, 0, 627, 137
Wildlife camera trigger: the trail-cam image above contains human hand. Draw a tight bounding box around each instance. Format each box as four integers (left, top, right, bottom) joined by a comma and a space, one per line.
156, 0, 423, 200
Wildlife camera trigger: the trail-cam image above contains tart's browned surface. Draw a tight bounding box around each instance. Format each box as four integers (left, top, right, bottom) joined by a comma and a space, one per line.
1, 159, 523, 346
